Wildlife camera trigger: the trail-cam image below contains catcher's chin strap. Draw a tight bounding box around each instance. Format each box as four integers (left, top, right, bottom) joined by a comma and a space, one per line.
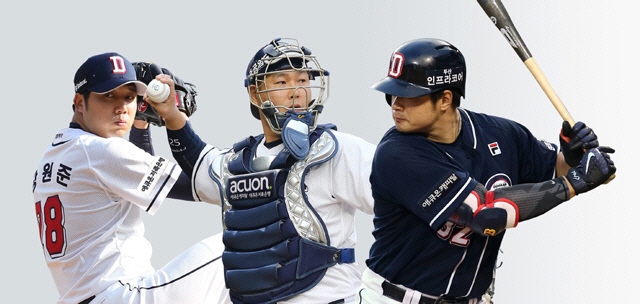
449, 177, 571, 237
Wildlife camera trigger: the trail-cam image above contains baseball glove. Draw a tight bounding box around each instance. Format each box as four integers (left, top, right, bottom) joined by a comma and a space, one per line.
133, 62, 198, 126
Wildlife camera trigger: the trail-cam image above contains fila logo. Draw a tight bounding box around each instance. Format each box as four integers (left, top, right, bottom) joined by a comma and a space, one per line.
389, 52, 404, 78
109, 56, 127, 74
488, 142, 501, 156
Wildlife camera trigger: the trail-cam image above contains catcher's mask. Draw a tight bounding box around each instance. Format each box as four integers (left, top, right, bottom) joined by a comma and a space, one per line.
244, 38, 329, 134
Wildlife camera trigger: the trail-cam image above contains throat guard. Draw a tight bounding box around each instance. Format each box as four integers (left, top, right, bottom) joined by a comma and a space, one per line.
209, 126, 353, 304
282, 111, 315, 160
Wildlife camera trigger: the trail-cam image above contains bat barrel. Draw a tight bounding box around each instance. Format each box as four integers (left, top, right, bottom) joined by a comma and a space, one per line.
477, 0, 532, 62
478, 0, 575, 127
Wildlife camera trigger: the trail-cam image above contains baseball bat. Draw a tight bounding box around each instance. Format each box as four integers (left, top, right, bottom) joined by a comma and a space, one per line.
477, 0, 575, 126
477, 0, 614, 183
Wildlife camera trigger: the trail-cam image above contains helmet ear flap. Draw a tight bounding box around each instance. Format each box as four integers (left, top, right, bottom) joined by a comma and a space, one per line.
385, 94, 393, 105
248, 85, 262, 120
250, 103, 261, 119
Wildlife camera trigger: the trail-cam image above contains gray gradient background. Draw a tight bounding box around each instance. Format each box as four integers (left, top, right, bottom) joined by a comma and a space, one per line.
5, 0, 637, 302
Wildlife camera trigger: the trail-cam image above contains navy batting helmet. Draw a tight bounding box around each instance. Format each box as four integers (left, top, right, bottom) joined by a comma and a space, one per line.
372, 38, 466, 105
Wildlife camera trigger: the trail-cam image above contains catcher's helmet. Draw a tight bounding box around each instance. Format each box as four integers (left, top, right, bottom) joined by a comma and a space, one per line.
244, 38, 329, 133
372, 38, 466, 105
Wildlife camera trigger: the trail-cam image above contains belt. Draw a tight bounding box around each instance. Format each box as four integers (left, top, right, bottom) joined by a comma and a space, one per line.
381, 281, 471, 304
78, 295, 95, 304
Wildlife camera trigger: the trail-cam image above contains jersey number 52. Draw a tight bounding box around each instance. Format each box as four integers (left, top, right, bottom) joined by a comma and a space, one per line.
35, 195, 67, 259
438, 222, 472, 247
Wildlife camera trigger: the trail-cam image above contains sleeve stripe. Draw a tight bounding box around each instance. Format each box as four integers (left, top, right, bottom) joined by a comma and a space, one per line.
459, 108, 477, 149
147, 163, 178, 212
192, 146, 217, 202
430, 176, 474, 227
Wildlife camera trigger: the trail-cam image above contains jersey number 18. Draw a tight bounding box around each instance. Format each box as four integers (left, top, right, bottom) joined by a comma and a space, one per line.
35, 195, 67, 259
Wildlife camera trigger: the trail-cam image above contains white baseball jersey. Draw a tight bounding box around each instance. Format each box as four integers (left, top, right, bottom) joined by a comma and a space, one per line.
33, 126, 181, 304
191, 130, 376, 303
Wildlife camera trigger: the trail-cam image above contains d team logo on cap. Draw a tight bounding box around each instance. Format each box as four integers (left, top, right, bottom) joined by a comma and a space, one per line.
109, 56, 127, 74
74, 52, 146, 95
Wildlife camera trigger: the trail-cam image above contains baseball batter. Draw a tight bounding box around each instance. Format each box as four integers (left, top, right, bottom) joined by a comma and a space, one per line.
147, 38, 376, 304
357, 39, 616, 304
32, 53, 228, 304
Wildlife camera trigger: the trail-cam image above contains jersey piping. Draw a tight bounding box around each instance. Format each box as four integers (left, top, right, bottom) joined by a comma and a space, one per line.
192, 146, 219, 202
118, 255, 222, 291
459, 108, 477, 149
465, 237, 489, 297
146, 163, 178, 212
430, 176, 474, 227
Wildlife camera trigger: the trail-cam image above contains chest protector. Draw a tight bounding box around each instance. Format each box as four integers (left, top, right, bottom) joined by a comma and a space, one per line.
209, 126, 355, 304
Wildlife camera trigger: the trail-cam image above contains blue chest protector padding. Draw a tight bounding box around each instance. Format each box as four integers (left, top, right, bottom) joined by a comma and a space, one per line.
218, 125, 355, 304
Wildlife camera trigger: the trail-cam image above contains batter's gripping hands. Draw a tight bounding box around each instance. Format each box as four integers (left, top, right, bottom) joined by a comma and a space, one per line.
560, 121, 599, 167
133, 62, 198, 126
567, 147, 616, 195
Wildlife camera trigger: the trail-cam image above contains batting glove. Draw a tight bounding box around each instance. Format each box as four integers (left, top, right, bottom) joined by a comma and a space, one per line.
566, 147, 616, 195
560, 121, 600, 167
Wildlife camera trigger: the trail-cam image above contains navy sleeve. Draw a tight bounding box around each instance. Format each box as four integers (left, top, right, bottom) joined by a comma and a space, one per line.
512, 122, 558, 183
129, 125, 154, 155
371, 131, 477, 229
166, 121, 207, 177
167, 171, 194, 201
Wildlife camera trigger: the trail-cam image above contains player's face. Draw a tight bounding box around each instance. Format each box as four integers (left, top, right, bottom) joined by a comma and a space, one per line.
255, 71, 311, 111
391, 95, 440, 136
79, 84, 138, 138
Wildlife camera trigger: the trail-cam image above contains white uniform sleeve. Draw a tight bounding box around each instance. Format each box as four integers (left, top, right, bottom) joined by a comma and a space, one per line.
191, 144, 229, 206
84, 137, 181, 215
330, 131, 376, 215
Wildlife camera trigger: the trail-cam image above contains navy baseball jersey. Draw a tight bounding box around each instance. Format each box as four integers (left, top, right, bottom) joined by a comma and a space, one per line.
366, 108, 557, 298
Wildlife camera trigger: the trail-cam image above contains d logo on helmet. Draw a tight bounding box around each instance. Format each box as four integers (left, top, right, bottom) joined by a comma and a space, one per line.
389, 53, 404, 78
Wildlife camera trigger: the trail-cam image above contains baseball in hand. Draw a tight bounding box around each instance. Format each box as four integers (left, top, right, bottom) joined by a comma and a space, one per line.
146, 79, 171, 103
